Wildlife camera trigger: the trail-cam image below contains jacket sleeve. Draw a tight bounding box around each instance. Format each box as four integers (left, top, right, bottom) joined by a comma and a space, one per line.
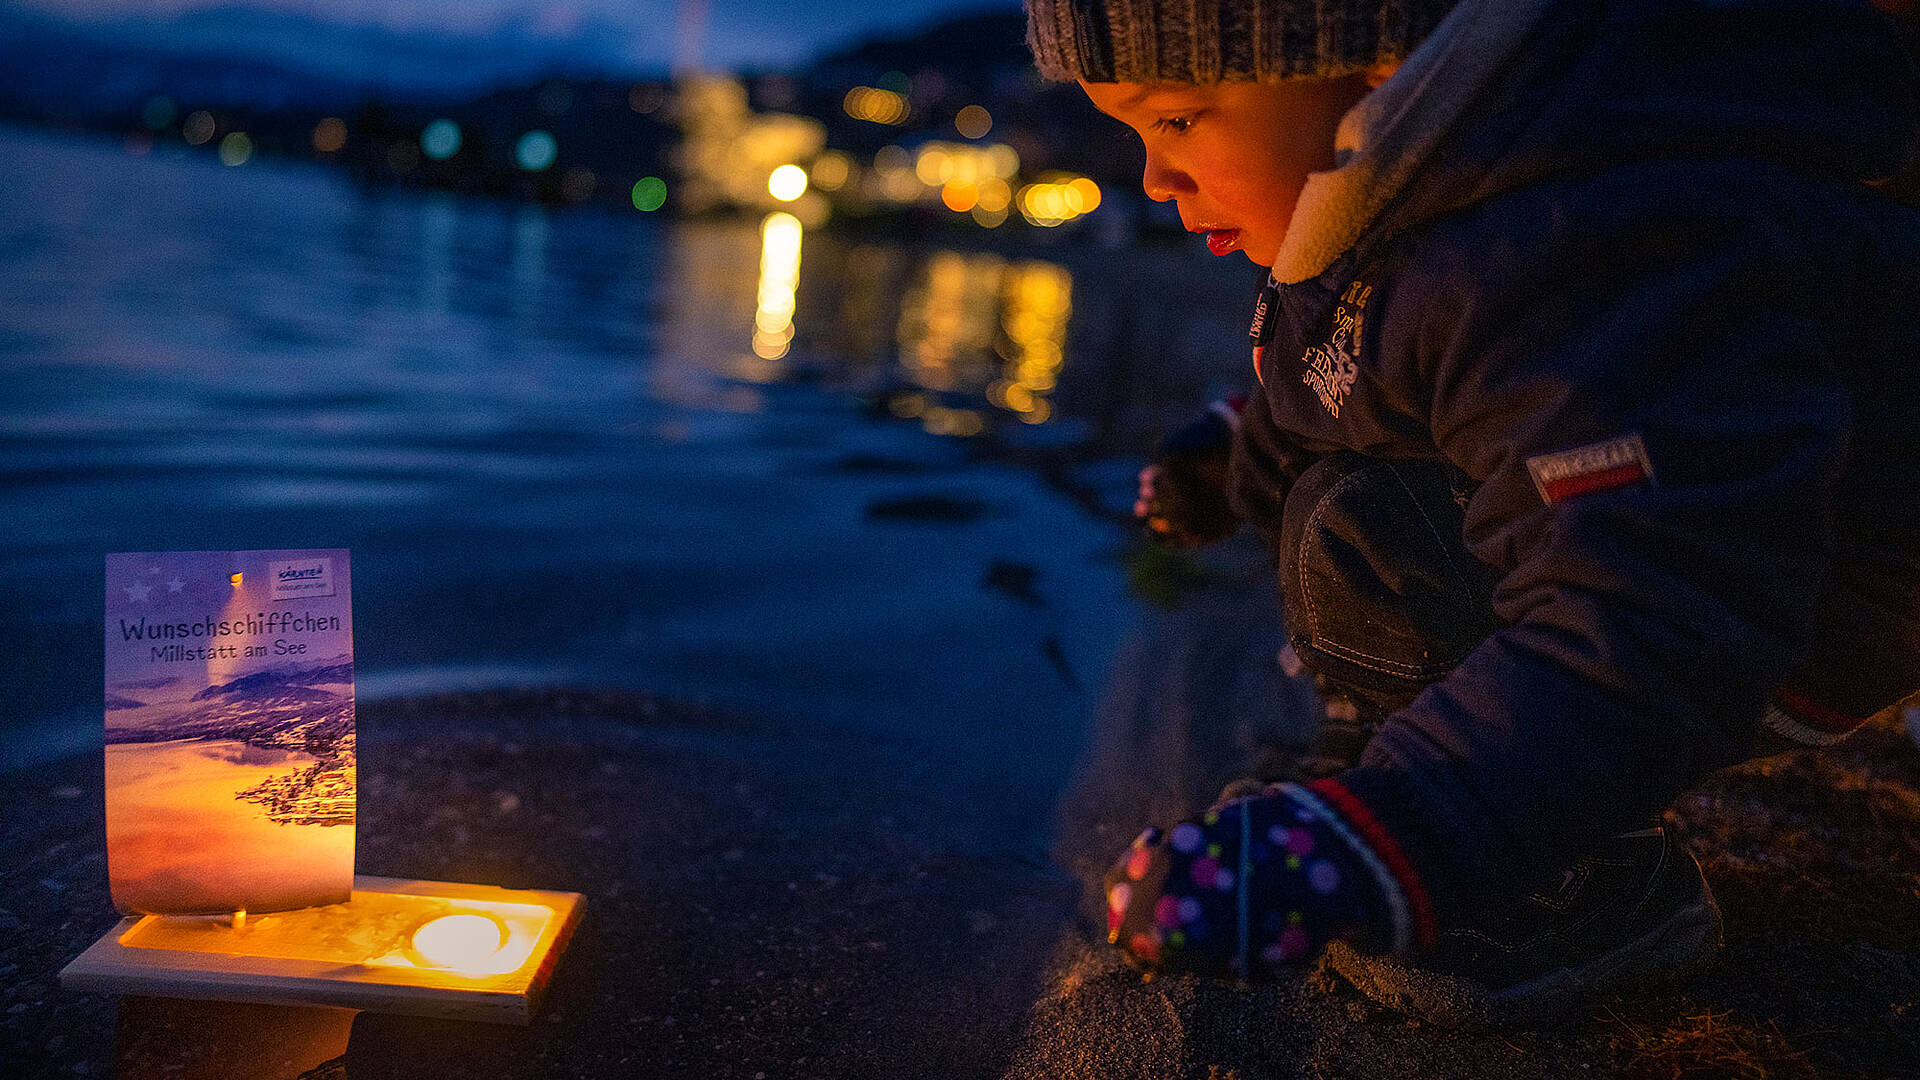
1347, 163, 1857, 917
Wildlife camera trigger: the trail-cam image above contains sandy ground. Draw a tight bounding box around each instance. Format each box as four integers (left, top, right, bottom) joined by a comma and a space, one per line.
5, 541, 1918, 1078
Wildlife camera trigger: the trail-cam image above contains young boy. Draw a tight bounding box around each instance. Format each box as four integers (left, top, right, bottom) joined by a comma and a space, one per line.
1026, 0, 1920, 1024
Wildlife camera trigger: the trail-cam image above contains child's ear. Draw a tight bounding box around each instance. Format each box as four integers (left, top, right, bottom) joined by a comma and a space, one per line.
1365, 61, 1402, 90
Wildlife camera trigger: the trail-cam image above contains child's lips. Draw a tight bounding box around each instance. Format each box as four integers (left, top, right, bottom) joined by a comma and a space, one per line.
1203, 228, 1242, 256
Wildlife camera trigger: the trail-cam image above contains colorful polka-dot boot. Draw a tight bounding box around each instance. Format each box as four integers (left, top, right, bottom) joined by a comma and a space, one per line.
1103, 780, 1435, 979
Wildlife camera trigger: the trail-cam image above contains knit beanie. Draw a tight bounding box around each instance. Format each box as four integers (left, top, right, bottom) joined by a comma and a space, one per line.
1026, 0, 1460, 83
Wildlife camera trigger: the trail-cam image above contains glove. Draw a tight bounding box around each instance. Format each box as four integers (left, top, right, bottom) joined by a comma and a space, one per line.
1102, 781, 1434, 978
1136, 397, 1244, 548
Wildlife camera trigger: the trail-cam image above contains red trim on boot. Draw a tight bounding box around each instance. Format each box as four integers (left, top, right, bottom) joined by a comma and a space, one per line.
1775, 684, 1869, 735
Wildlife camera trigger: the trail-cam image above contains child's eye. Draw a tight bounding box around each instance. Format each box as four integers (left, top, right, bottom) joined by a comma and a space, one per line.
1150, 116, 1194, 135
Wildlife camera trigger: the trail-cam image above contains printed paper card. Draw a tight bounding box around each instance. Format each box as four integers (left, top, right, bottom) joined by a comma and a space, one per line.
104, 550, 355, 915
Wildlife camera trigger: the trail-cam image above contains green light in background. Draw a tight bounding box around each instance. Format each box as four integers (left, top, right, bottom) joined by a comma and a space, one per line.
630, 176, 668, 212
420, 119, 462, 161
219, 132, 253, 166
514, 130, 557, 172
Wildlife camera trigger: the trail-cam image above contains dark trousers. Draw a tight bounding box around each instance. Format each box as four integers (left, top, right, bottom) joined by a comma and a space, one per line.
1278, 452, 1500, 723
1276, 452, 1901, 763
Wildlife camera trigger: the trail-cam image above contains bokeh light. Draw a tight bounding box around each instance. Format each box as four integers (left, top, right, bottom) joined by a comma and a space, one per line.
809, 152, 851, 192
420, 119, 462, 161
768, 163, 808, 202
753, 212, 804, 361
954, 105, 992, 140
218, 132, 253, 166
843, 86, 909, 125
1017, 175, 1102, 227
631, 176, 668, 211
182, 110, 216, 146
311, 117, 347, 154
514, 130, 558, 172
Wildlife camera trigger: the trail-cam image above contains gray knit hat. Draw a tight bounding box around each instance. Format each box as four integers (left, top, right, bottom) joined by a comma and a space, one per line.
1026, 0, 1459, 83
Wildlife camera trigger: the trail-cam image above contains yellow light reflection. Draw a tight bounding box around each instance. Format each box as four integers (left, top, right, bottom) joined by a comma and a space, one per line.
997, 262, 1073, 424
753, 212, 804, 363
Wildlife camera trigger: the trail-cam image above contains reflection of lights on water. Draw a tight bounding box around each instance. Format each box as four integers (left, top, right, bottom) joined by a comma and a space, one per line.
631, 176, 668, 211
420, 119, 462, 160
312, 117, 347, 154
514, 130, 558, 172
218, 132, 253, 166
810, 152, 851, 192
768, 163, 808, 202
411, 914, 507, 972
954, 105, 993, 140
182, 110, 216, 146
230, 573, 243, 587
991, 262, 1072, 424
753, 212, 804, 362
843, 86, 909, 125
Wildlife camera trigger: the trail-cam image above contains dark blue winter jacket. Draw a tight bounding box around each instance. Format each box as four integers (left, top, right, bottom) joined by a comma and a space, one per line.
1226, 0, 1920, 916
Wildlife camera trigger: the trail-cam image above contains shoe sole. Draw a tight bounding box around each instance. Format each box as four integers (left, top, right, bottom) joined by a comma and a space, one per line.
1320, 890, 1723, 1031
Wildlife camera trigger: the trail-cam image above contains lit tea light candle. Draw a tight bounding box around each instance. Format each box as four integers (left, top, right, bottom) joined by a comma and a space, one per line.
410, 913, 508, 972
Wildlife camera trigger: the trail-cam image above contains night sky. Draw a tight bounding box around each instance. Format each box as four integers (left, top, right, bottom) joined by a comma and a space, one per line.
11, 0, 1025, 70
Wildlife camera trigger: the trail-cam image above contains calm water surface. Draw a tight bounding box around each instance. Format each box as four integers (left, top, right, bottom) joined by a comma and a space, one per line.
0, 123, 1255, 809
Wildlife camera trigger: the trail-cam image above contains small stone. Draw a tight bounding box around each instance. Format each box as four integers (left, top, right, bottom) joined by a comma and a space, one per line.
721, 847, 744, 862
495, 793, 521, 814
51, 786, 84, 800
9, 1003, 29, 1015
38, 878, 66, 894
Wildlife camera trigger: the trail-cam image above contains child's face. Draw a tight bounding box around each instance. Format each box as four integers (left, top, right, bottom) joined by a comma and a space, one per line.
1081, 76, 1372, 267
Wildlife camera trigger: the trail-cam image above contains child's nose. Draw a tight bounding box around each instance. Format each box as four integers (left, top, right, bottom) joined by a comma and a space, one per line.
1141, 155, 1193, 202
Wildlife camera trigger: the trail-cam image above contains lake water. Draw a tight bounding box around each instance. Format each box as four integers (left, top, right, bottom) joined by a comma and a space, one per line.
0, 122, 1259, 808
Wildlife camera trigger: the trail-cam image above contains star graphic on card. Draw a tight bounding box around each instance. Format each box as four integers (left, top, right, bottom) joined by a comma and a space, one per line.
125, 582, 152, 602
167, 578, 185, 593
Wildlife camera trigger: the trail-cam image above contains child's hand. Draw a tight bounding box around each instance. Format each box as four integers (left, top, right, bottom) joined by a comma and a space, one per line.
1135, 398, 1243, 548
1102, 784, 1414, 979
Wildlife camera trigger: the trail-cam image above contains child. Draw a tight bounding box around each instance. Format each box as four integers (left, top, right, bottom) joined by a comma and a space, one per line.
1026, 0, 1920, 1025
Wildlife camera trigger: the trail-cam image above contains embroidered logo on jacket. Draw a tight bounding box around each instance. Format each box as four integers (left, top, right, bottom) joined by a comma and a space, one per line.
1301, 280, 1370, 418
1526, 434, 1657, 504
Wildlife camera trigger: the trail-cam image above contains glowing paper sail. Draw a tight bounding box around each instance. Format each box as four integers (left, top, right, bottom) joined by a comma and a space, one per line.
104, 550, 355, 915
